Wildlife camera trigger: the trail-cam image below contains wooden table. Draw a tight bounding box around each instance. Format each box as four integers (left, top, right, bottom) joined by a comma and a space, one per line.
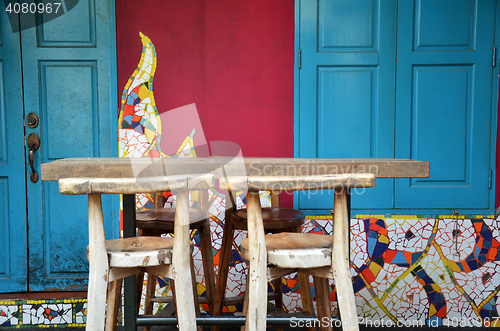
41, 157, 429, 330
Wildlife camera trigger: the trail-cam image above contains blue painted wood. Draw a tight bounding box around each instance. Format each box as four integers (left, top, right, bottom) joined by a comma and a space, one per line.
395, 0, 498, 212
19, 0, 118, 291
296, 0, 397, 212
0, 9, 27, 293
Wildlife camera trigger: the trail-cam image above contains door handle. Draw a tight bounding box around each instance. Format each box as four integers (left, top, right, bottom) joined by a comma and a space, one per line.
27, 133, 40, 183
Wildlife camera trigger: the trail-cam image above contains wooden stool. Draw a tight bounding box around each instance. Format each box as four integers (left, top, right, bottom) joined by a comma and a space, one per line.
135, 192, 216, 326
59, 174, 214, 331
220, 173, 376, 331
213, 190, 314, 329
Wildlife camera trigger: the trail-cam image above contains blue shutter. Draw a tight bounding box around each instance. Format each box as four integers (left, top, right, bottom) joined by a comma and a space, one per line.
296, 0, 397, 212
395, 0, 497, 212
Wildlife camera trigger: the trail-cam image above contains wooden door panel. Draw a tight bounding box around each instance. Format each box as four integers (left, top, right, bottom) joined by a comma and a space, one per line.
297, 0, 396, 212
41, 61, 97, 159
37, 0, 95, 46
21, 0, 118, 291
395, 0, 496, 210
0, 9, 27, 293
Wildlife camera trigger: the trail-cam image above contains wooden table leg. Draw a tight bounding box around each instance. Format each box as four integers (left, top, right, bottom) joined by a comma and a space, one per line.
245, 190, 267, 331
87, 193, 109, 331
331, 189, 359, 331
122, 194, 137, 331
173, 189, 197, 331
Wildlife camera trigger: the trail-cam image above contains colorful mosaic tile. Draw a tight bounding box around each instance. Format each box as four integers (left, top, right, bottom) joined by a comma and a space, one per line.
0, 299, 86, 328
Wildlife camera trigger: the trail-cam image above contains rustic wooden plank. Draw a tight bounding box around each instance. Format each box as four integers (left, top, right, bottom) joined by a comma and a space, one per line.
108, 267, 142, 283
172, 189, 198, 331
314, 277, 333, 331
332, 189, 359, 331
219, 173, 375, 191
245, 190, 268, 331
42, 157, 429, 181
106, 237, 174, 268
59, 174, 214, 195
105, 279, 122, 331
86, 193, 108, 331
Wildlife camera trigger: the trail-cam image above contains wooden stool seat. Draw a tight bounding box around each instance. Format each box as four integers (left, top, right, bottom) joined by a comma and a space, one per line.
105, 236, 174, 268
232, 207, 305, 231
136, 208, 208, 231
241, 232, 333, 269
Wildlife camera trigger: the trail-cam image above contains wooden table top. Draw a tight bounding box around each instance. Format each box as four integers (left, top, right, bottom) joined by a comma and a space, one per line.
41, 157, 429, 181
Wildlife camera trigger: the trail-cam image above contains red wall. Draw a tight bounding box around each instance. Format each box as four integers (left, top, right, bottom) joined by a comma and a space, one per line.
116, 0, 295, 158
117, 1, 500, 211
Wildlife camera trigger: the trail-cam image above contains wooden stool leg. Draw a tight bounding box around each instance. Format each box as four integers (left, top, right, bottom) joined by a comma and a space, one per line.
172, 189, 197, 331
245, 190, 268, 331
190, 253, 203, 331
314, 277, 332, 331
142, 273, 156, 331
332, 189, 358, 331
87, 193, 109, 331
298, 272, 315, 331
240, 285, 250, 331
293, 225, 314, 317
272, 278, 284, 331
212, 208, 236, 331
106, 279, 123, 331
135, 272, 144, 313
199, 220, 216, 315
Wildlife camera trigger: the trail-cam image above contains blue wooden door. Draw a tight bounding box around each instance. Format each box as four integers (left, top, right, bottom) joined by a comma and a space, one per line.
0, 8, 28, 293
21, 0, 118, 291
0, 0, 118, 293
296, 0, 397, 213
297, 0, 498, 214
395, 0, 497, 212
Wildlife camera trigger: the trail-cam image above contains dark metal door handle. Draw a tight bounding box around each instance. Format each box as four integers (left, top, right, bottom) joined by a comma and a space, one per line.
27, 133, 40, 183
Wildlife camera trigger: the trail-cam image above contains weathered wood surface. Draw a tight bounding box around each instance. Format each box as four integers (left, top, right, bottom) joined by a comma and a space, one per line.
241, 233, 333, 269
136, 208, 208, 230
244, 190, 268, 331
86, 193, 108, 331
172, 189, 198, 331
331, 189, 359, 331
219, 173, 376, 191
42, 157, 429, 181
232, 208, 304, 231
59, 174, 214, 195
106, 236, 174, 268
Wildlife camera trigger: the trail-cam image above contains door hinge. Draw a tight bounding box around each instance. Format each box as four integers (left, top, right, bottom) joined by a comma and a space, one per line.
493, 47, 496, 67
298, 49, 301, 69
489, 169, 493, 189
